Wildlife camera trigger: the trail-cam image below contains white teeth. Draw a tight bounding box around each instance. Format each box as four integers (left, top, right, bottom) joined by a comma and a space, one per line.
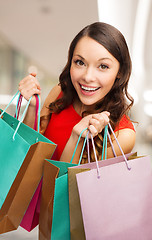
81, 85, 99, 91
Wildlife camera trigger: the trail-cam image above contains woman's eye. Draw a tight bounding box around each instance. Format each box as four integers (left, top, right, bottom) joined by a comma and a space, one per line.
99, 64, 109, 69
74, 59, 84, 66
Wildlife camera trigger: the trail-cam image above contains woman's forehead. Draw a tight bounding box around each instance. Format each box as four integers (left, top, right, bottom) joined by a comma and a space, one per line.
73, 36, 119, 64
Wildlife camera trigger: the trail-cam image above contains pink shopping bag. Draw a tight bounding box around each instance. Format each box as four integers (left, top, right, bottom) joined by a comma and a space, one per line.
20, 179, 42, 231
76, 127, 152, 240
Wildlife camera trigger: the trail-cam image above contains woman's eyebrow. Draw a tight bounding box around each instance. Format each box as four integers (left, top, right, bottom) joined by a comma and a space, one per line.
73, 55, 113, 63
98, 57, 113, 62
73, 54, 85, 60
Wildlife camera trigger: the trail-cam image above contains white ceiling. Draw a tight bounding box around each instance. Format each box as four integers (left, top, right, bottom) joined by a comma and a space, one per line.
0, 0, 99, 78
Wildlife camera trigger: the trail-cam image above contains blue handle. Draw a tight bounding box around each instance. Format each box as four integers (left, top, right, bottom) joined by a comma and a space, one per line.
13, 96, 33, 140
70, 128, 88, 164
101, 125, 108, 160
15, 94, 41, 133
0, 91, 20, 118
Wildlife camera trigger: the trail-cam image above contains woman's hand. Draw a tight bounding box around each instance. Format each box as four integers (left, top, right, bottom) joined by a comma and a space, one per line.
72, 111, 110, 139
60, 111, 110, 163
18, 72, 41, 106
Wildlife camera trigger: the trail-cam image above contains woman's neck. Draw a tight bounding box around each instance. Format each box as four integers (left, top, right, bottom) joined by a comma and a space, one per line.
73, 99, 86, 116
73, 98, 103, 116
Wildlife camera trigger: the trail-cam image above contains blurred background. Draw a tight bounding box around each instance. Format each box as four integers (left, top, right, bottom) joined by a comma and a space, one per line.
0, 0, 152, 239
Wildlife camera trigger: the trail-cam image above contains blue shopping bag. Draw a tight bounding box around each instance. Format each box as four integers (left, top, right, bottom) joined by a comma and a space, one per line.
39, 128, 88, 240
0, 91, 56, 233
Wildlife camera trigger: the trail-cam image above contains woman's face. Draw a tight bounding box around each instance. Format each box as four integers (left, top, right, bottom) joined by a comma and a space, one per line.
70, 36, 120, 109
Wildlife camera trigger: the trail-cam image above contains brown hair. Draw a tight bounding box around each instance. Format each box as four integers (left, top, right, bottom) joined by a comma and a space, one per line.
47, 22, 134, 162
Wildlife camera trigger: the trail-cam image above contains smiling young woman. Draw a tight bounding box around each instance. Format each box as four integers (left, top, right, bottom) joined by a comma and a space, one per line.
70, 36, 120, 110
19, 22, 135, 164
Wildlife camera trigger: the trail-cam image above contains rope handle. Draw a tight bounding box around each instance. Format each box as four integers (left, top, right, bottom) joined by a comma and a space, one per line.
88, 123, 131, 178
108, 123, 131, 170
14, 93, 23, 119
70, 128, 88, 164
0, 90, 20, 118
14, 93, 40, 132
34, 94, 40, 132
12, 94, 41, 139
101, 125, 117, 160
86, 132, 90, 163
85, 125, 114, 164
101, 125, 108, 160
13, 96, 33, 140
107, 130, 117, 157
0, 90, 40, 140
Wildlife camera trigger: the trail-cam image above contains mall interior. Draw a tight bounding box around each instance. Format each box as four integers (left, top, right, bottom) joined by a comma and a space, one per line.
0, 0, 152, 239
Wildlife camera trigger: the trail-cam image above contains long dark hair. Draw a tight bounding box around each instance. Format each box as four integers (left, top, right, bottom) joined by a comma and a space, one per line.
48, 22, 134, 162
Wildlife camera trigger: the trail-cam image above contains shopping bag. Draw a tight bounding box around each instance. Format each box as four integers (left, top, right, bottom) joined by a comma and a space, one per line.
20, 179, 42, 232
76, 125, 152, 240
68, 168, 89, 240
0, 91, 56, 234
20, 94, 43, 232
51, 162, 77, 240
39, 159, 77, 240
39, 128, 87, 240
68, 129, 136, 240
39, 160, 60, 240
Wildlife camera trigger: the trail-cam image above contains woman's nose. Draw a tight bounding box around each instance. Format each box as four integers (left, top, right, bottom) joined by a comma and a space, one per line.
83, 67, 96, 82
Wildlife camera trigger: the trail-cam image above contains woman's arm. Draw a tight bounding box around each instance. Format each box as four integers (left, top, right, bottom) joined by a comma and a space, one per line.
60, 123, 135, 164
40, 84, 61, 134
107, 128, 136, 158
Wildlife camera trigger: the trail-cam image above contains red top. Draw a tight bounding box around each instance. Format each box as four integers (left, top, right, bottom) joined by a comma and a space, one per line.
44, 104, 135, 161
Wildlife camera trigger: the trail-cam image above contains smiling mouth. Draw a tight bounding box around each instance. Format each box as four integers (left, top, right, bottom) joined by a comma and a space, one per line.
80, 84, 100, 92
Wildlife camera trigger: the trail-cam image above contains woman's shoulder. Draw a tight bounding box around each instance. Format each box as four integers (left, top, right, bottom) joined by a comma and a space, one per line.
40, 84, 61, 116
114, 114, 135, 132
46, 84, 61, 102
43, 84, 61, 106
112, 115, 136, 154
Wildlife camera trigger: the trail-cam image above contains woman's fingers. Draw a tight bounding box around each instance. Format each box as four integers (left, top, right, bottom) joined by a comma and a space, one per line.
19, 75, 40, 92
73, 111, 110, 139
88, 111, 110, 136
91, 111, 110, 122
88, 124, 98, 137
73, 115, 92, 138
18, 73, 41, 105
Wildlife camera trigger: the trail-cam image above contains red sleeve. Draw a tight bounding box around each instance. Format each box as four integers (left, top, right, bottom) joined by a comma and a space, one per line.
114, 115, 135, 132
57, 91, 63, 99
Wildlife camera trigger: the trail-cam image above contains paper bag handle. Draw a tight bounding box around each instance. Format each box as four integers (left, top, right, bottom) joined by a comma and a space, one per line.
101, 125, 117, 160
14, 93, 40, 132
14, 93, 23, 119
89, 124, 131, 178
0, 90, 20, 118
108, 123, 131, 170
86, 125, 116, 163
33, 94, 40, 132
101, 125, 108, 160
12, 96, 33, 140
70, 128, 88, 164
0, 90, 35, 140
13, 94, 41, 139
